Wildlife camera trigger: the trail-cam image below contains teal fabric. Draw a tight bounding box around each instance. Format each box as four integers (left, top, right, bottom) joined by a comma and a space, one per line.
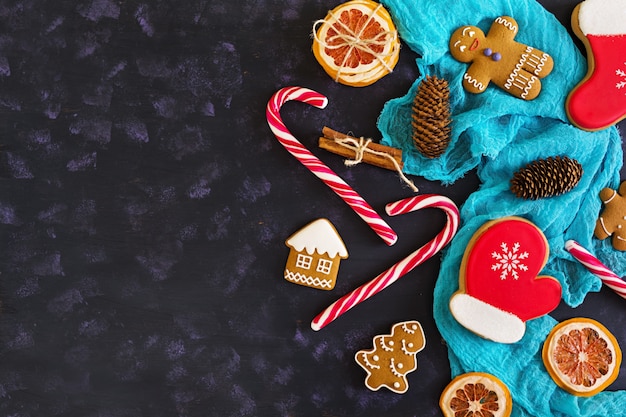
377, 0, 626, 415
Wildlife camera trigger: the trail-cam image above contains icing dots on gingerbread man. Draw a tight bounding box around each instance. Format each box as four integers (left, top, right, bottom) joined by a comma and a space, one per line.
595, 181, 626, 251
449, 16, 554, 100
355, 320, 426, 393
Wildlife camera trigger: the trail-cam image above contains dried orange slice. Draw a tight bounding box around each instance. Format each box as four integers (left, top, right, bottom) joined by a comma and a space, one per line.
542, 317, 621, 396
312, 0, 400, 87
440, 372, 512, 417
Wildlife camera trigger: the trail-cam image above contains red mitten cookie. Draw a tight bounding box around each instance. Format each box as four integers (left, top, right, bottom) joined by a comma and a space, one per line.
566, 0, 626, 130
450, 217, 562, 343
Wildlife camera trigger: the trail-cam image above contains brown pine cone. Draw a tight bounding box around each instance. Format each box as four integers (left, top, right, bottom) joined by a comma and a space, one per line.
411, 75, 452, 159
510, 156, 583, 199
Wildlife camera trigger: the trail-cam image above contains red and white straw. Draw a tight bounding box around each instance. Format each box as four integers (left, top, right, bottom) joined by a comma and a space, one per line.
565, 240, 626, 299
311, 194, 460, 331
266, 86, 398, 246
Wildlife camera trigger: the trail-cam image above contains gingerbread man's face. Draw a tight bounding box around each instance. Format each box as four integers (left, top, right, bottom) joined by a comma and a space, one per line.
449, 25, 486, 63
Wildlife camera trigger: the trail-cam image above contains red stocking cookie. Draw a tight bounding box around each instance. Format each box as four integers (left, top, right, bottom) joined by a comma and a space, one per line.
449, 16, 554, 100
450, 217, 562, 343
566, 0, 626, 130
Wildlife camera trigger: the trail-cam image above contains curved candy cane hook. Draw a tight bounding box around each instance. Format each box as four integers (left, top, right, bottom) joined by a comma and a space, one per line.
565, 240, 626, 300
311, 194, 460, 331
266, 86, 398, 246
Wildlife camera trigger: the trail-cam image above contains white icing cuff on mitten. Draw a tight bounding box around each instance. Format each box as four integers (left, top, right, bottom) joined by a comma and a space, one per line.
450, 293, 526, 344
578, 0, 626, 36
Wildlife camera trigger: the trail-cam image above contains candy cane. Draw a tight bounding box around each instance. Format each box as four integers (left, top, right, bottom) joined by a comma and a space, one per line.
266, 86, 398, 246
565, 240, 626, 299
311, 194, 460, 331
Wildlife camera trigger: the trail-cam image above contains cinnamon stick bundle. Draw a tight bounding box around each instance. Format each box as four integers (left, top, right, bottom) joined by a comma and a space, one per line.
318, 126, 403, 171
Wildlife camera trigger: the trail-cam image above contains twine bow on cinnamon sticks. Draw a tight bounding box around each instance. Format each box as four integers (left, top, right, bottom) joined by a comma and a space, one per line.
319, 126, 418, 192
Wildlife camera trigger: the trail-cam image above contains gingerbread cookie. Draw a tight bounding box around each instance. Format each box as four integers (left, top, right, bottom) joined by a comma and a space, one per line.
542, 317, 621, 396
449, 217, 562, 343
566, 0, 626, 131
354, 320, 425, 393
440, 372, 512, 417
594, 181, 626, 251
284, 218, 348, 290
449, 16, 554, 100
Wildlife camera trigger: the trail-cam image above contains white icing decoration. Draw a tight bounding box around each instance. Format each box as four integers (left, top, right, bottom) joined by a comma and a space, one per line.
463, 73, 486, 91
450, 293, 526, 343
491, 242, 529, 280
360, 352, 380, 370
505, 54, 526, 90
523, 47, 549, 76
495, 16, 518, 33
616, 63, 626, 94
522, 76, 538, 99
535, 53, 549, 75
402, 322, 416, 334
393, 382, 401, 388
285, 218, 348, 258
284, 269, 334, 288
599, 217, 613, 237
373, 355, 379, 361
401, 339, 412, 355
379, 337, 394, 352
604, 189, 618, 204
389, 358, 403, 377
578, 0, 626, 36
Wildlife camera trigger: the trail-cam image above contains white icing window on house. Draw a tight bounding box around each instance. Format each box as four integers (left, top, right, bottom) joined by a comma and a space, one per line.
316, 259, 333, 275
296, 254, 312, 269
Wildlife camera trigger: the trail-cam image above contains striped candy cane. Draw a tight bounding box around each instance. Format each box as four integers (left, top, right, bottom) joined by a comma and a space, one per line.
266, 86, 398, 246
311, 194, 460, 331
565, 240, 626, 299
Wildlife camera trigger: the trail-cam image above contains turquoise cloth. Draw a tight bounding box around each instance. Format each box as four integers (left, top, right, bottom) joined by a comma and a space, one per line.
378, 0, 626, 415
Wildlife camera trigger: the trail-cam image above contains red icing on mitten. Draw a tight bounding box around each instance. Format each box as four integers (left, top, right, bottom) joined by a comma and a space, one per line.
450, 217, 562, 343
566, 0, 626, 130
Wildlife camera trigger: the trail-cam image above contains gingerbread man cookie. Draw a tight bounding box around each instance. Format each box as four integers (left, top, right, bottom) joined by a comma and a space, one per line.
449, 16, 554, 100
595, 181, 626, 251
354, 320, 425, 393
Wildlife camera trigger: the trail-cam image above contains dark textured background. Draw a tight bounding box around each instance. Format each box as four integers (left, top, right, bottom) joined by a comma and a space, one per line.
0, 0, 624, 416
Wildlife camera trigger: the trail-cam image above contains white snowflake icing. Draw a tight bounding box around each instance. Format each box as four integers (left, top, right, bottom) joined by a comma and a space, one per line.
616, 62, 626, 93
491, 242, 529, 280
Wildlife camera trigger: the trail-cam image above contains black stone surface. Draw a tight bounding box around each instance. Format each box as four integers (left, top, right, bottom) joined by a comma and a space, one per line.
0, 1, 624, 416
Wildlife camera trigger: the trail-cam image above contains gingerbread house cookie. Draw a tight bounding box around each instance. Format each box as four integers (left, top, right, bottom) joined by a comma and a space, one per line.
284, 218, 348, 290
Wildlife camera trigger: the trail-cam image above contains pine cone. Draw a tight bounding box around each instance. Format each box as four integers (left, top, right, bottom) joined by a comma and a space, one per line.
411, 75, 452, 159
510, 156, 583, 199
